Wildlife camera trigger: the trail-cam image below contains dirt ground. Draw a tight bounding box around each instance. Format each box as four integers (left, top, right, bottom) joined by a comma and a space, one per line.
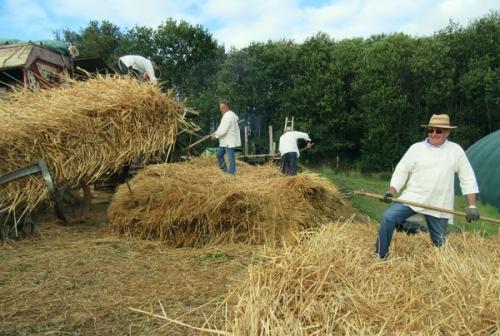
0, 192, 263, 335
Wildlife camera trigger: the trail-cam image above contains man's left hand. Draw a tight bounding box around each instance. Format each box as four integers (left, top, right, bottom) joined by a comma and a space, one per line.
466, 206, 480, 222
211, 133, 216, 140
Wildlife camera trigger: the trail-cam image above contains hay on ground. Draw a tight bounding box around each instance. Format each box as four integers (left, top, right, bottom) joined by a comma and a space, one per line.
0, 76, 189, 223
225, 221, 500, 335
0, 215, 255, 335
108, 157, 352, 246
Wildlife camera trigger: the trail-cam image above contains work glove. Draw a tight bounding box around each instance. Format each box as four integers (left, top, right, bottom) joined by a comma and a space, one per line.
380, 192, 393, 204
465, 206, 480, 222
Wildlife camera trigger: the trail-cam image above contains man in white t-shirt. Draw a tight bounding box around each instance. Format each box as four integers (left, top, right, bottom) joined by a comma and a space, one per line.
211, 100, 241, 175
278, 127, 313, 176
375, 114, 480, 258
118, 55, 159, 84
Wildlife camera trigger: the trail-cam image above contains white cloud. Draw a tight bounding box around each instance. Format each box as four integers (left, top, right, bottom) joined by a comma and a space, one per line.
1, 0, 56, 38
402, 0, 499, 36
46, 0, 201, 28
201, 0, 268, 19
198, 0, 498, 48
198, 0, 303, 47
1, 0, 498, 49
202, 0, 429, 47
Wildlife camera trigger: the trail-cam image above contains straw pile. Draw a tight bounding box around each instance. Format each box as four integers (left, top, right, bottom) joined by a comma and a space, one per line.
0, 76, 187, 221
225, 221, 500, 335
108, 157, 352, 246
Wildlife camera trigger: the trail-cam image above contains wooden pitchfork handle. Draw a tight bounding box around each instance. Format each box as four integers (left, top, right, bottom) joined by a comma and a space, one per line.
353, 190, 500, 225
185, 133, 213, 150
185, 119, 246, 151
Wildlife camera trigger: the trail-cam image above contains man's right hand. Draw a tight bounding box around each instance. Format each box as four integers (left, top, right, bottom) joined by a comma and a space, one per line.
466, 206, 480, 222
380, 192, 393, 203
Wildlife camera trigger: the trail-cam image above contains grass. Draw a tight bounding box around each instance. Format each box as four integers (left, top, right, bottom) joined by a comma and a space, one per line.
317, 166, 500, 236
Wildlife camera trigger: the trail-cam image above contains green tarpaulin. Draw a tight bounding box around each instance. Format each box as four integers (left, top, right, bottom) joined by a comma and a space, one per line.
0, 39, 68, 55
466, 130, 500, 210
33, 40, 69, 55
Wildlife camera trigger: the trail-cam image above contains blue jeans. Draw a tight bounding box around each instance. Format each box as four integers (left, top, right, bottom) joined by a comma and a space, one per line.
216, 147, 236, 175
280, 152, 298, 175
375, 203, 448, 258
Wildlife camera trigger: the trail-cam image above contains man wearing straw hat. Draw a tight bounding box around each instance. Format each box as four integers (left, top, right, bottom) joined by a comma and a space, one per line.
375, 114, 480, 259
211, 100, 241, 175
118, 55, 160, 84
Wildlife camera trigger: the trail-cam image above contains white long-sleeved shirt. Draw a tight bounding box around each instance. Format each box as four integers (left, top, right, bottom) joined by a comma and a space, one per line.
214, 110, 241, 148
279, 131, 311, 158
119, 55, 158, 84
390, 139, 479, 218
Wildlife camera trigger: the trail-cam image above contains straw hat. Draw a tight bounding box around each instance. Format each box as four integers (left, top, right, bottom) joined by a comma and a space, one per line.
421, 114, 457, 129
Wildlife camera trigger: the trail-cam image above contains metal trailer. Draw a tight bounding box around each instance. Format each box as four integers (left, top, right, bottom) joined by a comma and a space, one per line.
0, 42, 114, 92
0, 43, 71, 91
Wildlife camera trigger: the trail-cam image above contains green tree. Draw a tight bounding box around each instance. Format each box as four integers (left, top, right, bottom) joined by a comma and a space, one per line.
355, 33, 421, 169
210, 40, 298, 148
55, 20, 123, 65
409, 37, 453, 115
119, 25, 156, 59
52, 13, 499, 169
285, 34, 365, 162
435, 12, 500, 148
154, 19, 225, 96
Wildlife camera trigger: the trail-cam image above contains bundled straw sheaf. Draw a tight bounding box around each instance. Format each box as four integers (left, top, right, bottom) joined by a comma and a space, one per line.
108, 157, 352, 246
0, 76, 187, 217
226, 221, 500, 335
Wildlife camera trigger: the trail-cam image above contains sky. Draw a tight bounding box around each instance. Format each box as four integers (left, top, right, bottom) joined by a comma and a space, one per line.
0, 0, 498, 50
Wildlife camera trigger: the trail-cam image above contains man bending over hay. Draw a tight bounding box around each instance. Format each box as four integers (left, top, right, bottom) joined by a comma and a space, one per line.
118, 55, 160, 84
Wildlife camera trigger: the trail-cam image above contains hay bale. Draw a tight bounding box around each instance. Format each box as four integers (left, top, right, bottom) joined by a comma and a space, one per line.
108, 157, 351, 246
225, 222, 500, 335
0, 76, 188, 219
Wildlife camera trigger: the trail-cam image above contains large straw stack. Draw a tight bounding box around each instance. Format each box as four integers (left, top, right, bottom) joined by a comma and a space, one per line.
108, 157, 352, 246
0, 76, 187, 221
225, 221, 500, 335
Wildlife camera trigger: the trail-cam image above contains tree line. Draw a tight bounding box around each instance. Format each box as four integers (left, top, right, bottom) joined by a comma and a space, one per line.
56, 11, 499, 170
